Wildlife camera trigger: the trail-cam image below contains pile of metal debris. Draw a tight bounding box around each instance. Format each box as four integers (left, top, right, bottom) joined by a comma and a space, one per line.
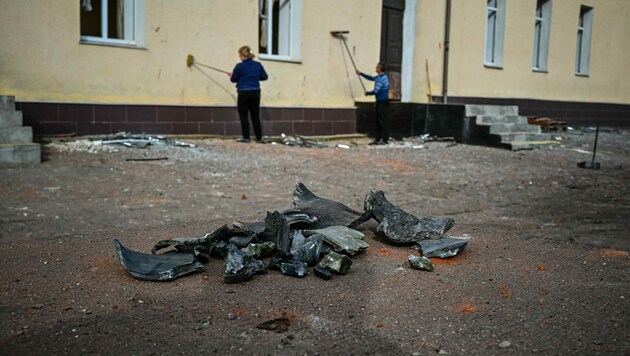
99, 133, 196, 148
115, 183, 469, 283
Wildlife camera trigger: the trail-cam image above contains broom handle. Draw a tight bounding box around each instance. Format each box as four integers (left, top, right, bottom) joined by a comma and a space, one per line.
194, 62, 230, 75
340, 37, 367, 92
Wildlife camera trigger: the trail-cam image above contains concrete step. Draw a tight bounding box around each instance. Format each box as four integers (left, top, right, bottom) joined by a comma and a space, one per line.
0, 126, 33, 144
493, 132, 551, 143
0, 109, 24, 128
0, 96, 15, 111
0, 143, 41, 164
506, 140, 561, 151
476, 115, 528, 125
489, 123, 541, 134
465, 105, 519, 117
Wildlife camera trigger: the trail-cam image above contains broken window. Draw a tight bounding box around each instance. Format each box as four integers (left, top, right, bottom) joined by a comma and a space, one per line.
484, 0, 506, 68
532, 0, 552, 72
258, 0, 302, 61
80, 0, 145, 47
575, 5, 593, 76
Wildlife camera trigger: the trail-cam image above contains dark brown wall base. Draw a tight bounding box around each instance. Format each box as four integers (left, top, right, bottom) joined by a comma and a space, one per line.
442, 96, 630, 127
16, 102, 357, 137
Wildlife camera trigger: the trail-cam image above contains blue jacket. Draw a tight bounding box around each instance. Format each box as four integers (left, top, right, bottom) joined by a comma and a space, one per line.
360, 72, 389, 101
230, 59, 268, 92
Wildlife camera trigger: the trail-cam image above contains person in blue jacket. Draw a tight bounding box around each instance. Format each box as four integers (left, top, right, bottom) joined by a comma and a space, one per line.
357, 62, 390, 145
229, 46, 268, 143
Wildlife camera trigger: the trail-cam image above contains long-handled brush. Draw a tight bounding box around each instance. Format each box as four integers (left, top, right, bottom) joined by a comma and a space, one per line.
331, 31, 367, 92
186, 54, 230, 75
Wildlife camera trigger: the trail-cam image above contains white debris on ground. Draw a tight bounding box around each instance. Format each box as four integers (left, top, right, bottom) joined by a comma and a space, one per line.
47, 139, 120, 154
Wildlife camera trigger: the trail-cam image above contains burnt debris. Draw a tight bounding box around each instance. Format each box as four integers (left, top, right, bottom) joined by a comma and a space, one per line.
114, 182, 468, 282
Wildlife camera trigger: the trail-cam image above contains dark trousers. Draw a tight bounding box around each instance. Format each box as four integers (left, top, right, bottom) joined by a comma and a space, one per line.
237, 90, 262, 140
375, 99, 390, 142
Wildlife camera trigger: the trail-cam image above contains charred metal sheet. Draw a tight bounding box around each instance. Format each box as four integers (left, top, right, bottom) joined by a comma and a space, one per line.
223, 244, 267, 284
114, 239, 204, 281
408, 254, 434, 272
364, 189, 454, 243
151, 224, 234, 254
264, 211, 292, 258
414, 237, 469, 258
304, 226, 368, 255
291, 183, 363, 229
317, 251, 353, 275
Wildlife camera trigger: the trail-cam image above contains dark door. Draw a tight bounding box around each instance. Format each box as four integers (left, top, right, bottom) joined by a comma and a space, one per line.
381, 0, 404, 101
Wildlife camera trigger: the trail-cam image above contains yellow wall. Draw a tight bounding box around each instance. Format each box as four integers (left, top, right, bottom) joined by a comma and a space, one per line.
0, 0, 381, 107
442, 0, 630, 104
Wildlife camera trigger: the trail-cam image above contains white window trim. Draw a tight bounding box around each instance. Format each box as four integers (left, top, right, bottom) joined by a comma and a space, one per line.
258, 0, 302, 63
484, 0, 506, 68
532, 0, 552, 72
80, 0, 146, 48
575, 6, 593, 76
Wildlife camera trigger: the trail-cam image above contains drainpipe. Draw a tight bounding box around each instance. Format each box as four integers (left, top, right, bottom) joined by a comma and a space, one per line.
442, 0, 452, 104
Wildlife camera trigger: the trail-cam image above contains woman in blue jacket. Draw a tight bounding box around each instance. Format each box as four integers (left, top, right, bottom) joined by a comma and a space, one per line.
230, 46, 268, 143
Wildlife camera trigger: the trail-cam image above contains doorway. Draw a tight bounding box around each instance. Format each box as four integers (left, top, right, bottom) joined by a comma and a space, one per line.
381, 0, 404, 101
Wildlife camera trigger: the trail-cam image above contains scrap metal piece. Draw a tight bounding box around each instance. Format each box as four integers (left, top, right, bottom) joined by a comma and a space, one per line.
291, 183, 363, 229
408, 254, 434, 272
223, 244, 267, 284
304, 226, 368, 255
364, 189, 454, 243
264, 211, 292, 258
317, 251, 352, 275
414, 237, 469, 258
151, 224, 234, 254
241, 241, 276, 259
276, 259, 308, 277
114, 239, 204, 281
290, 231, 323, 266
314, 266, 333, 280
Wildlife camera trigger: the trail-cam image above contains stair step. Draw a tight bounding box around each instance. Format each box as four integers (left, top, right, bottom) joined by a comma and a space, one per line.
465, 105, 519, 117
493, 132, 551, 143
0, 143, 41, 164
0, 126, 33, 144
489, 123, 541, 134
476, 115, 528, 125
0, 109, 24, 128
0, 96, 16, 111
505, 140, 562, 151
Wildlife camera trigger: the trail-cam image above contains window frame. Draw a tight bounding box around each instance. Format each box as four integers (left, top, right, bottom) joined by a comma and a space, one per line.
575, 5, 594, 76
258, 0, 302, 63
484, 0, 506, 68
80, 0, 146, 48
532, 0, 552, 72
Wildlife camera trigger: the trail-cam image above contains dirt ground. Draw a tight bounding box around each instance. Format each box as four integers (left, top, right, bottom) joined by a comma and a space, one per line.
1, 128, 629, 355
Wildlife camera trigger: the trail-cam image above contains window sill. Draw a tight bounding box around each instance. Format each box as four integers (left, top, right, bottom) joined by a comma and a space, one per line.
532, 68, 548, 73
259, 54, 302, 64
484, 63, 503, 69
575, 73, 590, 77
79, 40, 147, 50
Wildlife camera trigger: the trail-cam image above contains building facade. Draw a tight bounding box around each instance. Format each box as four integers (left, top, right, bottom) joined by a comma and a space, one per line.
1, 0, 628, 137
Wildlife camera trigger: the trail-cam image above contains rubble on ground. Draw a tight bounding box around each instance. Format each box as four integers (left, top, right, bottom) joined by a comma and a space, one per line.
114, 183, 469, 283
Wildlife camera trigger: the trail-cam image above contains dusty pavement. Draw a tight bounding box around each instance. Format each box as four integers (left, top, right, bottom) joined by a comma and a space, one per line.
0, 128, 629, 355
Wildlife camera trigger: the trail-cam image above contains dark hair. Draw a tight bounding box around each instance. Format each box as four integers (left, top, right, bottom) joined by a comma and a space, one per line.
377, 62, 387, 72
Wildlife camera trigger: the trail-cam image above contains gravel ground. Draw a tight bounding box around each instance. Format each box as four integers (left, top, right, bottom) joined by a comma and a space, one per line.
1, 128, 628, 354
